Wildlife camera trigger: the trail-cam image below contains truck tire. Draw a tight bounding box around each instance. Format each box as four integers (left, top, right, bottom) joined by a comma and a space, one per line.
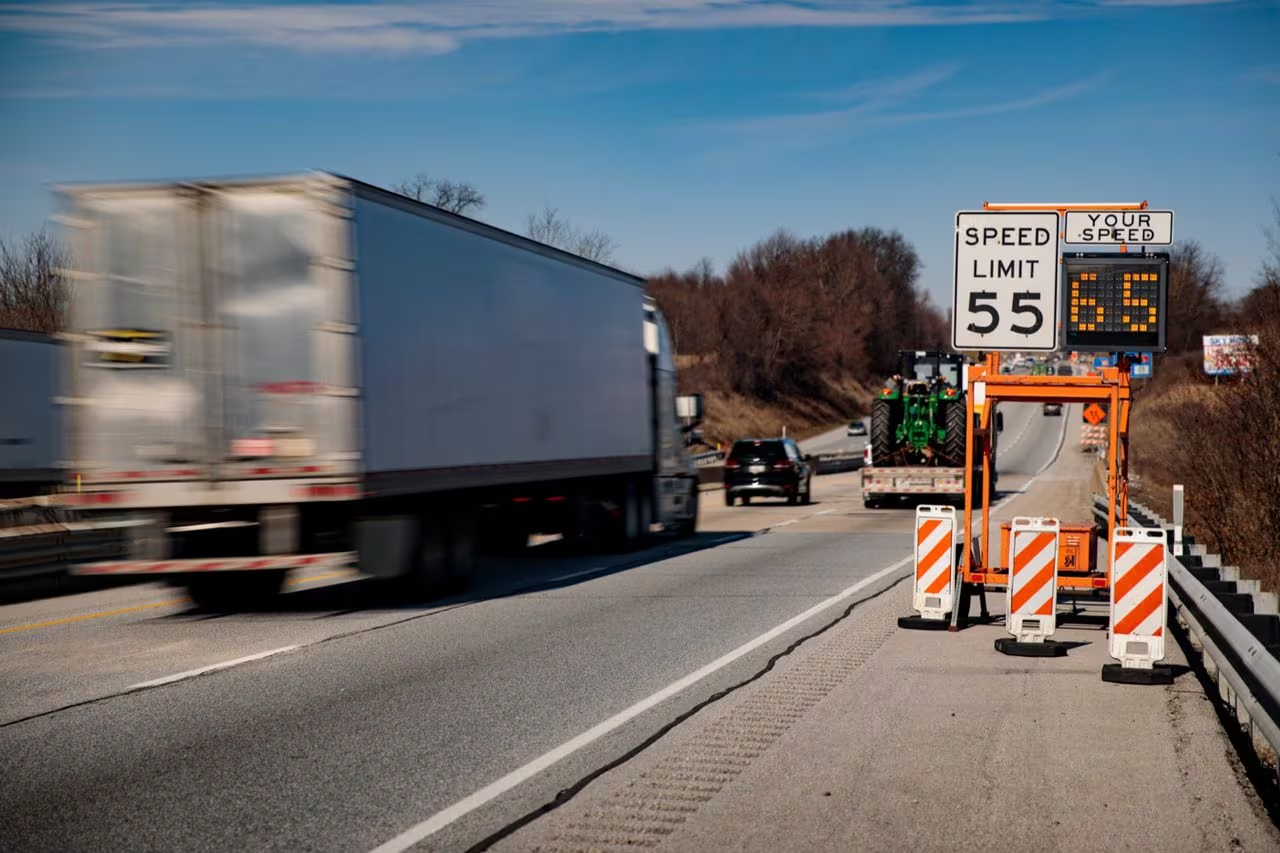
446, 508, 478, 594
943, 400, 967, 465
676, 487, 699, 537
598, 480, 647, 553
397, 514, 450, 601
185, 570, 286, 612
870, 398, 896, 465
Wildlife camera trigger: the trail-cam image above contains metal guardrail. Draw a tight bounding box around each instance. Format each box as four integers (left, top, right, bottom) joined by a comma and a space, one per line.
1092, 492, 1280, 781
811, 450, 865, 475
692, 450, 724, 468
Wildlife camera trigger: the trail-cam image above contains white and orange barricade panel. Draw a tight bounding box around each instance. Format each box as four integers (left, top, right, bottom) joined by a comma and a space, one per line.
1006, 517, 1060, 644
911, 505, 956, 622
1107, 528, 1170, 671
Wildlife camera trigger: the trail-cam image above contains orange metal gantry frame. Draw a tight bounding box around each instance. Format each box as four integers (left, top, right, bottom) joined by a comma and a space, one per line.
960, 352, 1134, 593
953, 197, 1152, 598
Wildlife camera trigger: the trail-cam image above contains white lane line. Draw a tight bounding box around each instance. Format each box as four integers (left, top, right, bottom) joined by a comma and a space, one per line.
367, 553, 914, 853
1032, 402, 1071, 478
128, 645, 299, 691
543, 567, 610, 585
997, 405, 1038, 455
974, 401, 1071, 523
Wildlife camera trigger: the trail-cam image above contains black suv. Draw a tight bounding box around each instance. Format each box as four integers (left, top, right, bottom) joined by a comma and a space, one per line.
723, 438, 813, 506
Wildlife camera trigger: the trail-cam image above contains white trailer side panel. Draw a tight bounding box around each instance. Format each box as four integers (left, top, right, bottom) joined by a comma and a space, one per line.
0, 331, 60, 482
350, 187, 652, 489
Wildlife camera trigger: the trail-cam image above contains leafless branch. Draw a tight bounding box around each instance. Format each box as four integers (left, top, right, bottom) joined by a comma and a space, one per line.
392, 173, 486, 216
523, 204, 617, 264
0, 230, 68, 333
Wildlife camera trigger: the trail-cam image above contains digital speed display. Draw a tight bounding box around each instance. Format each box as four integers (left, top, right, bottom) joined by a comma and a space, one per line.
1061, 252, 1168, 352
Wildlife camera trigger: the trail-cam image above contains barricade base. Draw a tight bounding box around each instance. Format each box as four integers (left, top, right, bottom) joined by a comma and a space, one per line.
1100, 663, 1174, 685
994, 638, 1069, 657
898, 614, 952, 631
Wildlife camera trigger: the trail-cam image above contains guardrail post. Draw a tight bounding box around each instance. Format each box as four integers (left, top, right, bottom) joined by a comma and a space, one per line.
1172, 484, 1184, 557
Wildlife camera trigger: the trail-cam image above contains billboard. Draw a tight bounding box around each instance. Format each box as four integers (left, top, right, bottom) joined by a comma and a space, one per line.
1202, 335, 1258, 376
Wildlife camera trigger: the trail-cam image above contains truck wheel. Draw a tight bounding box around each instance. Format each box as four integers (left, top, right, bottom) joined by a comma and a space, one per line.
601, 481, 646, 553
446, 509, 478, 594
863, 496, 881, 509
675, 487, 698, 537
398, 515, 449, 601
186, 570, 286, 612
801, 478, 813, 505
724, 490, 734, 507
870, 398, 895, 465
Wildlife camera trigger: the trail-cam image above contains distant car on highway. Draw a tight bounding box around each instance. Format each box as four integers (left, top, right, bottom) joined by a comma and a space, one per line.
1042, 402, 1063, 416
847, 419, 868, 436
723, 438, 813, 506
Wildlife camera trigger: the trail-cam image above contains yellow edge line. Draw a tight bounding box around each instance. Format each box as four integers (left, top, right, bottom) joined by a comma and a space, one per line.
0, 569, 358, 636
0, 600, 177, 635
285, 569, 354, 587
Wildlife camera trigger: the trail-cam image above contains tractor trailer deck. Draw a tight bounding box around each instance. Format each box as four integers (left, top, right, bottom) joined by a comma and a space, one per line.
861, 350, 998, 508
55, 171, 701, 607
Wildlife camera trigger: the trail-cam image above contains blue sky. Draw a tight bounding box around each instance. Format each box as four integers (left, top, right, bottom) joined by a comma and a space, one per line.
1, 0, 1277, 309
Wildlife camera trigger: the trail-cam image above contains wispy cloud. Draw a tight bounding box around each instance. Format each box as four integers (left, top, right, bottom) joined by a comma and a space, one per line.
1244, 66, 1280, 86
0, 1, 1243, 55
683, 67, 1110, 157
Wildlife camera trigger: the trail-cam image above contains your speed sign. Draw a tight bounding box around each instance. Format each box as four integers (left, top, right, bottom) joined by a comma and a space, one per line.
952, 211, 1060, 352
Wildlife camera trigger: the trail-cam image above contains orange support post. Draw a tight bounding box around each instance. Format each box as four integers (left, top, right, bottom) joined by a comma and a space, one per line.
958, 363, 1130, 597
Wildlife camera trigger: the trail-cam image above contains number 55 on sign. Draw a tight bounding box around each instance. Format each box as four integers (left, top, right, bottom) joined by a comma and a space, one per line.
952, 211, 1060, 352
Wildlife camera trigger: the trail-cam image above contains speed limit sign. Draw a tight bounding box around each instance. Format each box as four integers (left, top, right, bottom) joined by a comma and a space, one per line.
952, 211, 1060, 351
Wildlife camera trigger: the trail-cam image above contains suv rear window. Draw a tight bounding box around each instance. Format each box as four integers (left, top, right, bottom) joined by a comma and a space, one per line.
728, 440, 788, 462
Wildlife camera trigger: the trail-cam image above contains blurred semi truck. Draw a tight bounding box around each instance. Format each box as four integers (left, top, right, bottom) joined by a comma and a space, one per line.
0, 329, 62, 498
54, 172, 702, 607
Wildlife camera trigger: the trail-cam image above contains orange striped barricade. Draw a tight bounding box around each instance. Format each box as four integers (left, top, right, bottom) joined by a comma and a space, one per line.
898, 505, 957, 631
1103, 528, 1174, 684
995, 517, 1067, 657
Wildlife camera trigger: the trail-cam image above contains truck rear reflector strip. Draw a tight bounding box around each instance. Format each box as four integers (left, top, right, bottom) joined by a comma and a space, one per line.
74, 552, 355, 575
64, 492, 129, 506
91, 470, 201, 481
295, 484, 360, 499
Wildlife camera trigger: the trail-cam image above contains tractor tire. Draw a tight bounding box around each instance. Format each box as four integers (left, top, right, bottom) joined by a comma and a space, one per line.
943, 399, 968, 465
870, 398, 896, 465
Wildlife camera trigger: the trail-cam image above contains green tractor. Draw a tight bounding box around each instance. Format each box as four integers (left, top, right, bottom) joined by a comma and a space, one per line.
870, 351, 969, 467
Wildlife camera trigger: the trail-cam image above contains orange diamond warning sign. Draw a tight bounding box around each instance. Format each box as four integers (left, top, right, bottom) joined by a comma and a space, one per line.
1083, 403, 1107, 425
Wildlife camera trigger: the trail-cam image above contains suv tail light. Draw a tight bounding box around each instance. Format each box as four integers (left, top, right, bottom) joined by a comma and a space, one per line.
771, 461, 793, 470
724, 461, 741, 470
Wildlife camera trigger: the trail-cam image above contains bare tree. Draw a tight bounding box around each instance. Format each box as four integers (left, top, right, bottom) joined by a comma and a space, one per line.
523, 203, 618, 264
392, 173, 486, 216
0, 230, 67, 333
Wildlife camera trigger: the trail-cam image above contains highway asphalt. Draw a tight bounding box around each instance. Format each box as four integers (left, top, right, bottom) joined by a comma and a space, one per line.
798, 422, 868, 456
495, 405, 1280, 853
2, 395, 1273, 852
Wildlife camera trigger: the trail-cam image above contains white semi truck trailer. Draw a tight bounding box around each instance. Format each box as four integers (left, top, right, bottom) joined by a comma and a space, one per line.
55, 172, 701, 608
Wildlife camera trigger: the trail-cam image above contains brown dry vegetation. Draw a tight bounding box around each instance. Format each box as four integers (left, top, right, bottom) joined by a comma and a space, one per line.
1130, 236, 1280, 594
649, 227, 948, 445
